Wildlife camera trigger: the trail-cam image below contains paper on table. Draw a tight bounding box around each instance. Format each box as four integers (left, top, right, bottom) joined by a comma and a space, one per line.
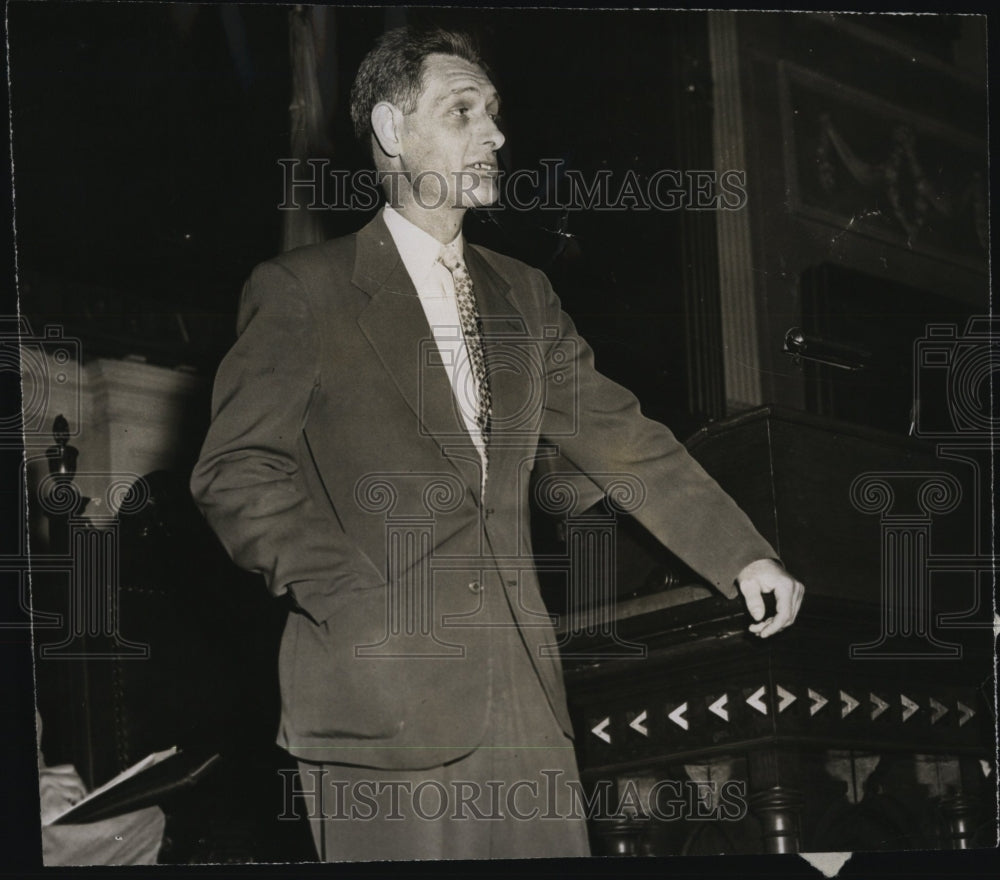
43, 746, 178, 827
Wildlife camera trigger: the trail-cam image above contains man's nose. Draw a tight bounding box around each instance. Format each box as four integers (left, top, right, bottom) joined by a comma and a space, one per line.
483, 117, 505, 152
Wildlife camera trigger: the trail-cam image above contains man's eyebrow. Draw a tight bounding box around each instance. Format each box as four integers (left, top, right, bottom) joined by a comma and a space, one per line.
435, 85, 501, 108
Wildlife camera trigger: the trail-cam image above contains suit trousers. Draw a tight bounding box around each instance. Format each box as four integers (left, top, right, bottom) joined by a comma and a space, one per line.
294, 577, 591, 860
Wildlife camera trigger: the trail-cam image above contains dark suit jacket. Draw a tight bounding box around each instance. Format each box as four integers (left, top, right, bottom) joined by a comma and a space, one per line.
190, 211, 776, 769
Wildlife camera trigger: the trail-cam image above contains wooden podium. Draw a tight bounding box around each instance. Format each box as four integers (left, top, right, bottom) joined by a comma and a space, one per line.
557, 407, 995, 856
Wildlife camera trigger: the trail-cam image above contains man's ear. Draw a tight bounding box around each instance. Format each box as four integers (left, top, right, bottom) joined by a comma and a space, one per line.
371, 102, 402, 158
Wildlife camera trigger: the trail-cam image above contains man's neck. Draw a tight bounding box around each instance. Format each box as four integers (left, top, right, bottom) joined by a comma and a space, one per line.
390, 200, 466, 245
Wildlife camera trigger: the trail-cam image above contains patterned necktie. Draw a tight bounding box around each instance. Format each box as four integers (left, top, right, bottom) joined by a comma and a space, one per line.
439, 240, 492, 483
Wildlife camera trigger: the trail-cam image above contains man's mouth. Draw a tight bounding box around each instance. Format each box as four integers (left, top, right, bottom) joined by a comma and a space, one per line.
468, 162, 497, 173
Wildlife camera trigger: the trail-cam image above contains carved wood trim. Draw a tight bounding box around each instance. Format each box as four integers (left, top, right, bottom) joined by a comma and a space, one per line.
777, 60, 987, 271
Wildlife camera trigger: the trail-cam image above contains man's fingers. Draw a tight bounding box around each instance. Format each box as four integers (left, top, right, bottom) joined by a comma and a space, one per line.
40, 767, 88, 805
749, 577, 804, 638
766, 576, 794, 632
792, 580, 805, 620
42, 775, 87, 801
737, 561, 806, 638
739, 581, 766, 622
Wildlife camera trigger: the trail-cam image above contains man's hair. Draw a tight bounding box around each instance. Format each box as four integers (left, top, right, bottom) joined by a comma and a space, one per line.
349, 26, 485, 143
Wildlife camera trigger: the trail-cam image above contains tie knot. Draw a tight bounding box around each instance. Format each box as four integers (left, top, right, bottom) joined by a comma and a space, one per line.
439, 240, 465, 274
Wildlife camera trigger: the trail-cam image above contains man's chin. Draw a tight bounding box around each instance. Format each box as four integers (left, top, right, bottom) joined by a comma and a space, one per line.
460, 184, 500, 210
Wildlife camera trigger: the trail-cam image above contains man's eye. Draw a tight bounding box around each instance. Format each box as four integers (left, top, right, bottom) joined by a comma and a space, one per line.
452, 106, 469, 116
489, 113, 502, 126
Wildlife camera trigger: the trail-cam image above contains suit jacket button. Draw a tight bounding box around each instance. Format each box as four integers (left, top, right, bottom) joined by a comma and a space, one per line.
468, 581, 482, 593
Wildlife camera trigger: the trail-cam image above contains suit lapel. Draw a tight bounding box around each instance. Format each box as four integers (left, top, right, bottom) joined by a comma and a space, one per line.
353, 214, 482, 493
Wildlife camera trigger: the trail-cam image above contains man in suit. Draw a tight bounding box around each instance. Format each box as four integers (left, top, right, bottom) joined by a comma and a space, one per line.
191, 26, 804, 860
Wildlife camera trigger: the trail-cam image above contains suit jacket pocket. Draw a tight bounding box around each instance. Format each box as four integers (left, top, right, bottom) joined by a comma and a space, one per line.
279, 584, 405, 742
277, 579, 493, 753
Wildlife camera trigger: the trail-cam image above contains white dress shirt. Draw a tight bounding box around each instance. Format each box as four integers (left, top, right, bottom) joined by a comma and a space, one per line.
382, 205, 487, 471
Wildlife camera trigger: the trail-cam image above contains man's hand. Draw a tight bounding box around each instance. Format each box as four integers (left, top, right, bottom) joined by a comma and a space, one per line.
39, 764, 87, 826
736, 558, 804, 638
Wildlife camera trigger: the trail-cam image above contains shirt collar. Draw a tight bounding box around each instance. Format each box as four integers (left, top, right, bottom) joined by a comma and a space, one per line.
382, 205, 463, 287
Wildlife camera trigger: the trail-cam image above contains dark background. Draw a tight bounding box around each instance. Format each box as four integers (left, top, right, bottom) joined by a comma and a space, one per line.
9, 5, 990, 436
8, 4, 721, 431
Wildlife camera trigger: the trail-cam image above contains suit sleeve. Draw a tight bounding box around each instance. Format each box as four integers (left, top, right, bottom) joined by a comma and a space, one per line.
190, 261, 383, 624
532, 271, 776, 598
